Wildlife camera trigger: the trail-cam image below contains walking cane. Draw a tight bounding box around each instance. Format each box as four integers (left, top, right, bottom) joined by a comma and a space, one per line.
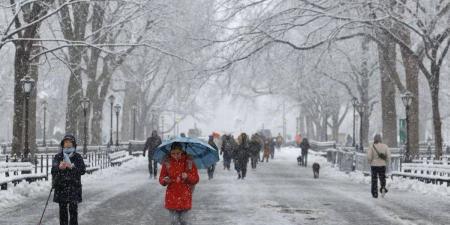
37, 187, 53, 225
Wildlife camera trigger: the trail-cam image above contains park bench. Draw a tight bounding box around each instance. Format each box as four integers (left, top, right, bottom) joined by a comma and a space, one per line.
128, 140, 146, 157
391, 163, 450, 186
85, 165, 100, 174
310, 141, 336, 151
110, 151, 133, 167
0, 162, 48, 190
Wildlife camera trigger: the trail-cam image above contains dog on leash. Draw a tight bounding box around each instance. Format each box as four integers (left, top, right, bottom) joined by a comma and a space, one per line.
297, 155, 303, 166
312, 162, 320, 179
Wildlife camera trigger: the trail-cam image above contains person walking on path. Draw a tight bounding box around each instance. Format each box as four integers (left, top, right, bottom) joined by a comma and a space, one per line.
51, 134, 86, 225
262, 139, 271, 163
220, 135, 234, 170
276, 133, 284, 151
207, 135, 217, 180
143, 130, 162, 178
235, 133, 250, 179
367, 134, 391, 198
299, 138, 310, 167
159, 142, 199, 225
249, 134, 262, 169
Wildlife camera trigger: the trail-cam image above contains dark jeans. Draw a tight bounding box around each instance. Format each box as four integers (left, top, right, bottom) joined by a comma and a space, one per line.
148, 159, 158, 177
59, 202, 78, 225
169, 210, 189, 225
251, 156, 258, 169
302, 153, 308, 167
223, 155, 232, 170
239, 161, 248, 178
371, 166, 386, 197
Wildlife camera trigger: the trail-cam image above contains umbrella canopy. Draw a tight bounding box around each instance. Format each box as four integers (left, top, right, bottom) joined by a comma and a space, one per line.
153, 137, 220, 169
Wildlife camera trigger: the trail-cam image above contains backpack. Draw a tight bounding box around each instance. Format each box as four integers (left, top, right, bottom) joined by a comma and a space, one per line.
164, 158, 196, 194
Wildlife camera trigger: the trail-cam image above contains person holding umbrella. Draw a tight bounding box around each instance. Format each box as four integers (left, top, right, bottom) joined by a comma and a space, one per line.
159, 142, 200, 225
51, 134, 86, 225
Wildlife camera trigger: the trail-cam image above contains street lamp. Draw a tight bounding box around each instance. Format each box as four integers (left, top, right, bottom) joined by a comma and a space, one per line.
20, 75, 35, 161
351, 97, 359, 148
401, 91, 414, 162
114, 104, 121, 146
356, 103, 366, 152
42, 100, 48, 147
81, 97, 90, 155
132, 105, 137, 140
108, 95, 115, 146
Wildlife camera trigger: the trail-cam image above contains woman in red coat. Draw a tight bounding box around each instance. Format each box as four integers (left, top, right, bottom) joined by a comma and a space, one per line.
159, 142, 199, 225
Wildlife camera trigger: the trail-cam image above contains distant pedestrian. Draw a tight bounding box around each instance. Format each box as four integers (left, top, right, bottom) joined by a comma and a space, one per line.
207, 135, 217, 180
249, 134, 262, 169
159, 142, 199, 225
144, 130, 162, 178
51, 134, 86, 225
367, 134, 391, 198
299, 138, 310, 167
220, 135, 233, 170
270, 138, 276, 159
234, 133, 250, 179
276, 133, 284, 151
262, 139, 270, 162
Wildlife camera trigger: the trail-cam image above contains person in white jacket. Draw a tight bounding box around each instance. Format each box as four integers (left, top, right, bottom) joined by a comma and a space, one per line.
367, 134, 391, 198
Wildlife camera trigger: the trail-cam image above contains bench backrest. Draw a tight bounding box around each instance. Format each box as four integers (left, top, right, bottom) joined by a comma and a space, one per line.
0, 162, 34, 174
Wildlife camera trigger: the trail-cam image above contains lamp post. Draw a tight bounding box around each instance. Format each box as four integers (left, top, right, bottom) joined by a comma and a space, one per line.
42, 100, 48, 147
108, 95, 115, 146
132, 105, 137, 140
351, 97, 359, 148
401, 91, 414, 162
114, 104, 121, 146
81, 97, 90, 155
20, 75, 35, 161
356, 103, 366, 153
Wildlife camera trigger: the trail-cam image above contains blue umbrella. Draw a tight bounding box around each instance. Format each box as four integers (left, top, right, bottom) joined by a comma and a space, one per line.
153, 137, 220, 169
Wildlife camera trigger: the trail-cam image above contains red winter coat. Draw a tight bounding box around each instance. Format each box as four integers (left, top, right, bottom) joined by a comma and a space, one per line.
159, 155, 199, 210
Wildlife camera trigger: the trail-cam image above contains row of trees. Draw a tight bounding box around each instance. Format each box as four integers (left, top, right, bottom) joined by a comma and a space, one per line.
208, 0, 450, 158
0, 0, 215, 156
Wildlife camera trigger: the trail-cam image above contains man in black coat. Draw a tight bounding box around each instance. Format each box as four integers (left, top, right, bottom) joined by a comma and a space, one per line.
51, 134, 86, 225
299, 138, 310, 167
235, 133, 250, 179
143, 130, 162, 178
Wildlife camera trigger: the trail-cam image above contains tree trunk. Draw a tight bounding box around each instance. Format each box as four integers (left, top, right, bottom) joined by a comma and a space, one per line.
29, 44, 39, 156
12, 45, 27, 157
90, 98, 104, 145
377, 39, 398, 148
400, 47, 419, 158
430, 75, 443, 159
121, 82, 138, 141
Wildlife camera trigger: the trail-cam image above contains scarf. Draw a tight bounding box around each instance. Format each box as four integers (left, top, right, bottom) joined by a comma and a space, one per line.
63, 147, 76, 164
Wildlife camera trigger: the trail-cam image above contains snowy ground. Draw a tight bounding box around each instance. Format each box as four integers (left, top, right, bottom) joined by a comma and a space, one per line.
1, 147, 450, 225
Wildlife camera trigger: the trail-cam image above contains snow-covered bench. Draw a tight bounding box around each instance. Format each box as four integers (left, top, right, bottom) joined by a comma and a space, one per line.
0, 162, 48, 190
110, 151, 133, 167
391, 163, 450, 186
128, 140, 146, 157
310, 141, 336, 151
85, 165, 100, 174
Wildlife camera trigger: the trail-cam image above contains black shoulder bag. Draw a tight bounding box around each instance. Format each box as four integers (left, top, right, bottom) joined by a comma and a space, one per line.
373, 144, 387, 161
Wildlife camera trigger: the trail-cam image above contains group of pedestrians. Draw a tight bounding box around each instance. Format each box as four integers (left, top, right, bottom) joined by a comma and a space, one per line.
47, 129, 392, 225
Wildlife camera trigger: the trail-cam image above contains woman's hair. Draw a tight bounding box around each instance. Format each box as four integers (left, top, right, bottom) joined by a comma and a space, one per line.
373, 134, 382, 144
171, 142, 184, 151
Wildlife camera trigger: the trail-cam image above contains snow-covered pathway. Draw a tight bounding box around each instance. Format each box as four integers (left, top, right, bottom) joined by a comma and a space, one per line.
1, 148, 449, 225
